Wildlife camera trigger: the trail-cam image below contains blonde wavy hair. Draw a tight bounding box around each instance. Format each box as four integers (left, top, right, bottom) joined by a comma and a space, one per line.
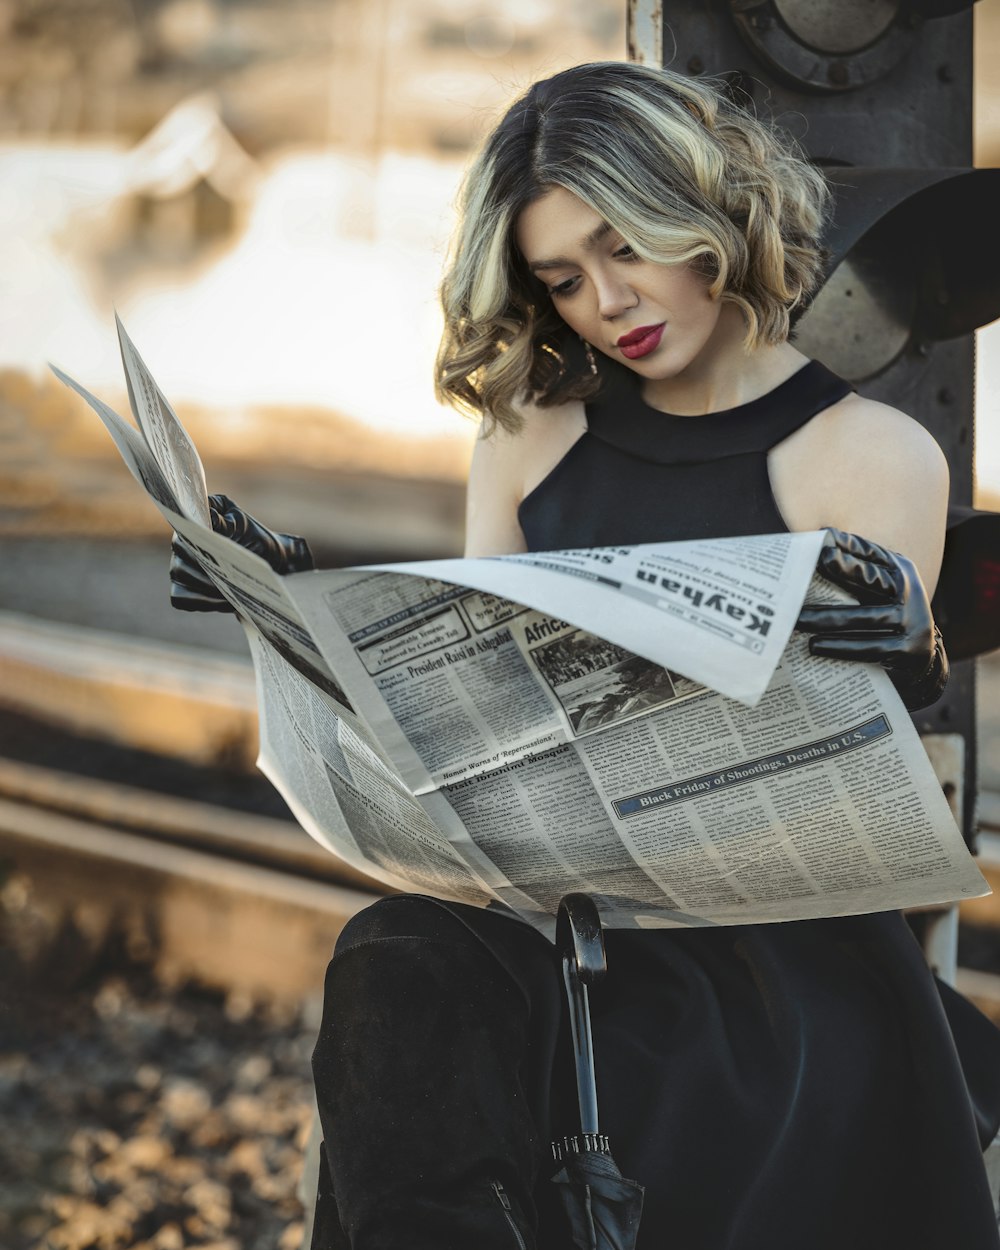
435, 61, 831, 434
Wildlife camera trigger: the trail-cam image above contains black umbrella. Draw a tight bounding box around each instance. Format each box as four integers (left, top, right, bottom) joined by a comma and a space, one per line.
550, 894, 644, 1250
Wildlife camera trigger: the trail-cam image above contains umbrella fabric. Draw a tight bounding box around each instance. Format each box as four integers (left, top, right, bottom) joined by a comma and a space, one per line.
550, 1147, 644, 1250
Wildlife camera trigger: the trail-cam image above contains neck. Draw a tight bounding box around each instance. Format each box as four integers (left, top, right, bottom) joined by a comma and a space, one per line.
640, 305, 808, 416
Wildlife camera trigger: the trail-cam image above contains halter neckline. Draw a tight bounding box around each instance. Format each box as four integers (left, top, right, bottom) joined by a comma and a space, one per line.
584, 360, 852, 464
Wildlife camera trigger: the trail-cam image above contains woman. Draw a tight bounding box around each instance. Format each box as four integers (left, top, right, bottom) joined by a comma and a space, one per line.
173, 62, 1000, 1248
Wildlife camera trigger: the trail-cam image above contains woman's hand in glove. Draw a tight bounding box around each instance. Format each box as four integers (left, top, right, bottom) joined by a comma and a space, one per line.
795, 528, 949, 712
170, 493, 314, 614
169, 533, 232, 613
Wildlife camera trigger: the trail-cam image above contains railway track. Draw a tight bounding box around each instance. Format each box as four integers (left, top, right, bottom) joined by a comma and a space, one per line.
5, 750, 1000, 1007
0, 755, 385, 890
0, 755, 385, 1005
4, 610, 1000, 1009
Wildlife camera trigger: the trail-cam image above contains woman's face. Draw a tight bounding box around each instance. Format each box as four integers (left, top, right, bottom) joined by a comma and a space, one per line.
516, 185, 729, 383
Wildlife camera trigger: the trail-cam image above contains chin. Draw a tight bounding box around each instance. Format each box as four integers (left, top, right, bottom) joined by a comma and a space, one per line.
623, 351, 694, 379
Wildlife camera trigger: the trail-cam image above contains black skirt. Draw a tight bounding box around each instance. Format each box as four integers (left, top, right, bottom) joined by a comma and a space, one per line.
312, 894, 1000, 1249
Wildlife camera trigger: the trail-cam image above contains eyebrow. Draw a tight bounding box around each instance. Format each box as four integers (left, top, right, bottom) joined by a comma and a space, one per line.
527, 220, 614, 272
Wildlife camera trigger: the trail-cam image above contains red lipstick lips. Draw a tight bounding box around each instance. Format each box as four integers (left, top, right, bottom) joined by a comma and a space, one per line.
616, 322, 665, 360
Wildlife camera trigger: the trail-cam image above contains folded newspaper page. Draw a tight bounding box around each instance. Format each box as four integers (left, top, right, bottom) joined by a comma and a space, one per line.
50, 321, 990, 933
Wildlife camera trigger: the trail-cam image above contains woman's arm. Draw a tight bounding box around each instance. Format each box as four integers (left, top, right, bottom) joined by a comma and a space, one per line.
170, 494, 314, 613
464, 399, 586, 558
771, 395, 949, 595
464, 429, 529, 557
779, 396, 951, 711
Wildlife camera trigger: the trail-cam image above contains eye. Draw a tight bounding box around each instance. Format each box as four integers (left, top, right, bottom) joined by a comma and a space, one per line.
548, 276, 580, 298
614, 243, 637, 260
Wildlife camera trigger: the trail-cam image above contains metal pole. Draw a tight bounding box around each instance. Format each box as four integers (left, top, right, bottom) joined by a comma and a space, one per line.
562, 954, 600, 1136
627, 0, 663, 67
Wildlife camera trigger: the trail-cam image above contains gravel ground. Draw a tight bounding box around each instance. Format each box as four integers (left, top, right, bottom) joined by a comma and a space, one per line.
0, 874, 317, 1250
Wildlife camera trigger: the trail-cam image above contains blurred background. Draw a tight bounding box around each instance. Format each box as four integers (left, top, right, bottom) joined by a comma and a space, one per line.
1, 3, 1000, 1249
0, 4, 627, 1250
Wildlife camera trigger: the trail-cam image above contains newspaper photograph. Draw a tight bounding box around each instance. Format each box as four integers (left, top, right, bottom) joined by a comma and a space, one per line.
50, 320, 991, 936
513, 614, 702, 737
374, 531, 823, 706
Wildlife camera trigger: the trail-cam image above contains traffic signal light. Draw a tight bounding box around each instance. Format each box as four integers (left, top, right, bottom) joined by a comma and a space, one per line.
629, 0, 1000, 841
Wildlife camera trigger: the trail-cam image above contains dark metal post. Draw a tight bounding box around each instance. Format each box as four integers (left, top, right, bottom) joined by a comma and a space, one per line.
632, 1, 999, 847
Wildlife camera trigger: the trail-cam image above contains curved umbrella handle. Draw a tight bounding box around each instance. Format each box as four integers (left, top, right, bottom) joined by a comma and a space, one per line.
557, 892, 608, 986
557, 893, 607, 1138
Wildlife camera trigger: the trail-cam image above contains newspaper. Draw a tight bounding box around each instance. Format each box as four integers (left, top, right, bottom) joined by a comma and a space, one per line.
50, 320, 989, 934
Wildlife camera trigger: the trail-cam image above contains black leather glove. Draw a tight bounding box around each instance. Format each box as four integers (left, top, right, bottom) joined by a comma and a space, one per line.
796, 529, 949, 712
169, 534, 231, 613
170, 493, 314, 613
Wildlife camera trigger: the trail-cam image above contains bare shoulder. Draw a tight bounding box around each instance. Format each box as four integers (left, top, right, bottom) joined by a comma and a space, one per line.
465, 397, 586, 557
467, 396, 586, 505
805, 394, 948, 515
814, 393, 946, 473
773, 391, 949, 589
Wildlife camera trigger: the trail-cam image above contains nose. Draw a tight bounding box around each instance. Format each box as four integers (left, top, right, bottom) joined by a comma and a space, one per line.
595, 274, 638, 321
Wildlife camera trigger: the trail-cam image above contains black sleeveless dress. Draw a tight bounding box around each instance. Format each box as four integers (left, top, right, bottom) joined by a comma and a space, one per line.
518, 360, 1000, 1246
313, 360, 1000, 1250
